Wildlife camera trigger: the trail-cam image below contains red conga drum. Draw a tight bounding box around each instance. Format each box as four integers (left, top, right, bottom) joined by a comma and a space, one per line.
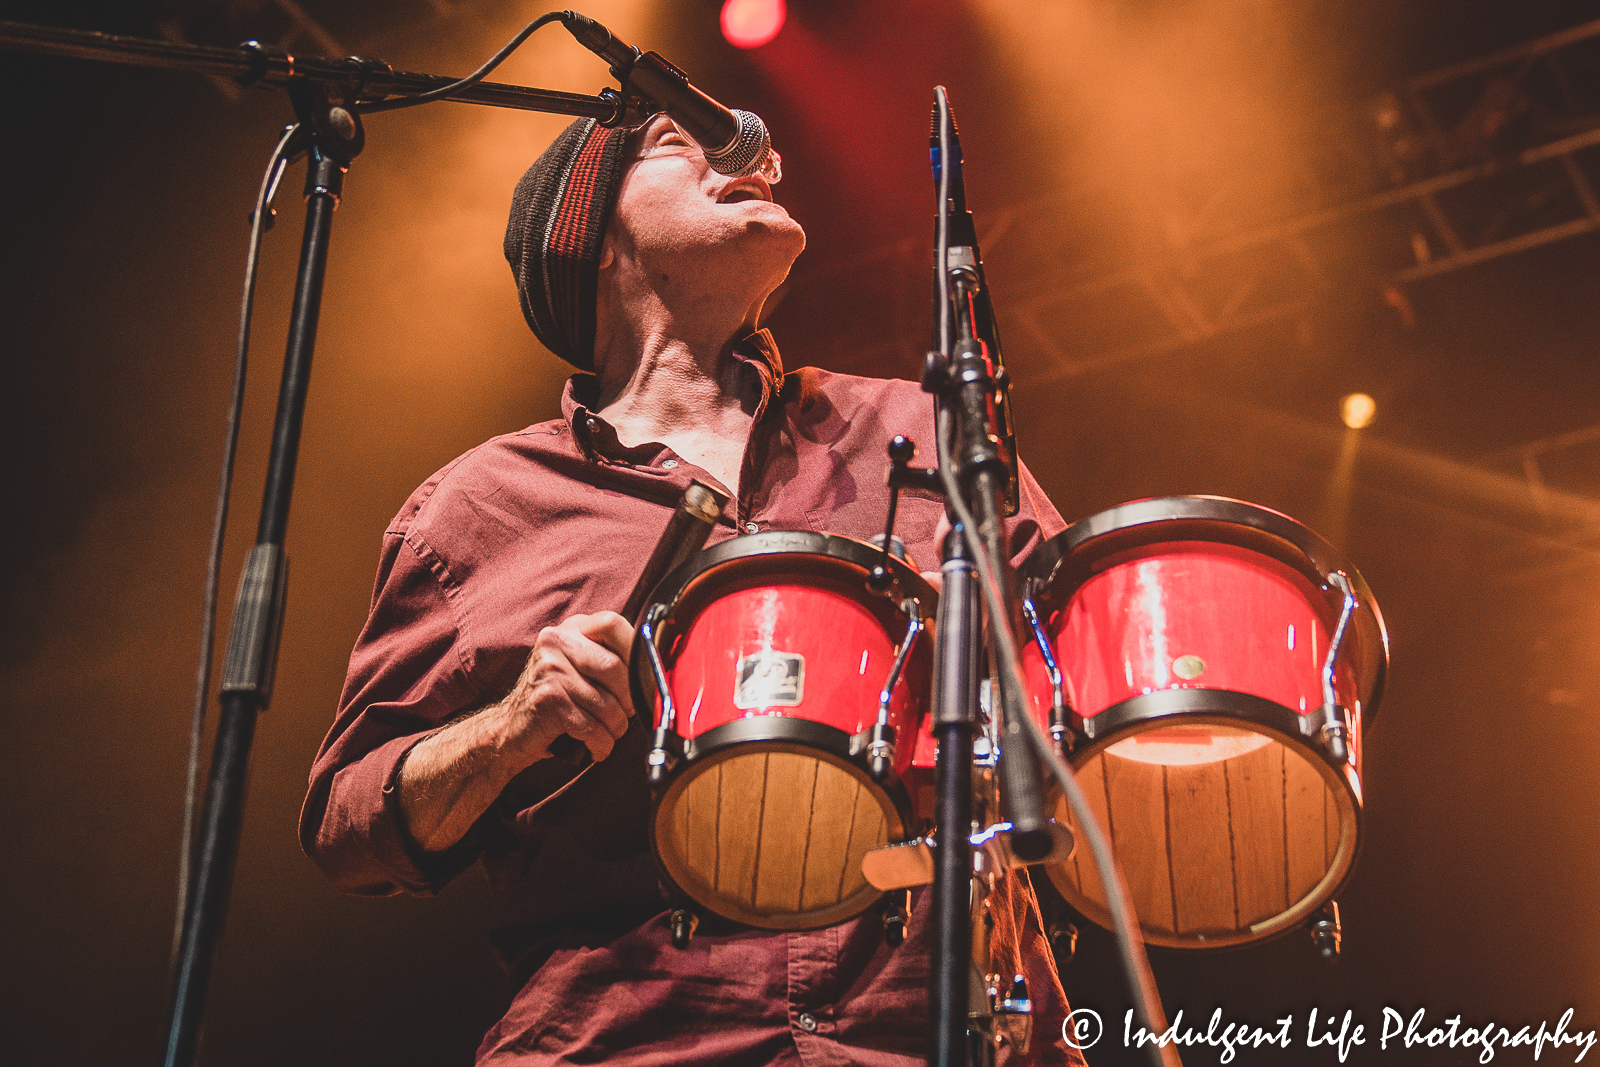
1021, 497, 1388, 948
633, 531, 935, 930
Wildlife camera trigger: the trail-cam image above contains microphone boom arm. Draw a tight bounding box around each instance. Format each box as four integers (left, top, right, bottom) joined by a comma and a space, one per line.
0, 18, 649, 124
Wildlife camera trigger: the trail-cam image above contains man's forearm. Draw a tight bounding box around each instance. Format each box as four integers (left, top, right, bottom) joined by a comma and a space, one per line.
394, 612, 635, 853
397, 703, 540, 853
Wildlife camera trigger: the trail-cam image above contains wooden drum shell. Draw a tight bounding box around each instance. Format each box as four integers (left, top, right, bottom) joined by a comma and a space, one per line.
1022, 497, 1388, 949
636, 532, 935, 931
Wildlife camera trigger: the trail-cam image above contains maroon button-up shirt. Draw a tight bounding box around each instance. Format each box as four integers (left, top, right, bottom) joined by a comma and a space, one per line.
302, 334, 1085, 1065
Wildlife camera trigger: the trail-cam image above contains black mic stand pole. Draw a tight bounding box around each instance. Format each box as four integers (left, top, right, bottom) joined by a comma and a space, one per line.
928, 521, 980, 1067
944, 267, 1051, 864
0, 21, 646, 1067
927, 271, 1054, 1067
162, 80, 360, 1067
924, 86, 1052, 1067
160, 78, 645, 1067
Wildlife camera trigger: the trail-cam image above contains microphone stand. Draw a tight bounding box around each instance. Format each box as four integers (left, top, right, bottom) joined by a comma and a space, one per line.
0, 20, 649, 1067
922, 87, 1051, 1067
927, 522, 982, 1067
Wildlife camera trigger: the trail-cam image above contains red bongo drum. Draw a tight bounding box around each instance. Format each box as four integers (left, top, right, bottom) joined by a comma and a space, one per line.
633, 531, 935, 930
1021, 497, 1388, 949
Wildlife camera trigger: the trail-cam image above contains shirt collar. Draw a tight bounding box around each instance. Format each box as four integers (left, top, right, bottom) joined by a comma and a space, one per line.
562, 330, 785, 460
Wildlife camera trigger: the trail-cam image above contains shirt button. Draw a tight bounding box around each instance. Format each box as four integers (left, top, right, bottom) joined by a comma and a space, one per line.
745, 521, 761, 534
662, 458, 679, 469
797, 1013, 818, 1033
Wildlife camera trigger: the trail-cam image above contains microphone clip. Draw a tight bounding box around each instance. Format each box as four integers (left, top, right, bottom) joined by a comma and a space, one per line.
562, 10, 652, 128
596, 86, 654, 129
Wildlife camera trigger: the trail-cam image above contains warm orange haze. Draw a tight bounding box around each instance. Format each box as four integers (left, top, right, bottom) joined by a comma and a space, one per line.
3, 1, 1599, 1064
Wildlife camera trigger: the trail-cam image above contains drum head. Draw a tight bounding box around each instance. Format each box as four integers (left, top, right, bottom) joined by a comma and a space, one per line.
653, 743, 903, 930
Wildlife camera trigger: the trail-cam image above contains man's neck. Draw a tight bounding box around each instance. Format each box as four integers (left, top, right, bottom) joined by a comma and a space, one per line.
595, 335, 756, 447
586, 218, 792, 491
591, 276, 766, 441
587, 315, 761, 497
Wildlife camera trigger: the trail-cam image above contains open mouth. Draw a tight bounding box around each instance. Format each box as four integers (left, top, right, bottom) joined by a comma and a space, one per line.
718, 180, 772, 204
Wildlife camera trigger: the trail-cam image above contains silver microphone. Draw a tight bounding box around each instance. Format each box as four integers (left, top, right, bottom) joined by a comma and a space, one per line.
704, 108, 774, 179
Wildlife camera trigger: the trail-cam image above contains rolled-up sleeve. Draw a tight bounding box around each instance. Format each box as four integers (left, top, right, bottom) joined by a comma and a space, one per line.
300, 521, 487, 896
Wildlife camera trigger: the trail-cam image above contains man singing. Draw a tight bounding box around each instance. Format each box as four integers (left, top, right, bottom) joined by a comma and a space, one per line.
302, 112, 1083, 1065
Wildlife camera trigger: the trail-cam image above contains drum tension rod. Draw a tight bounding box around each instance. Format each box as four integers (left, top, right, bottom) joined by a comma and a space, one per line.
865, 599, 924, 781
869, 435, 941, 592
1318, 572, 1358, 765
640, 605, 683, 788
1021, 589, 1072, 755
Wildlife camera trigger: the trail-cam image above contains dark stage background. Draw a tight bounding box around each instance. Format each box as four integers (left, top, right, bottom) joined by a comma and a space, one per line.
3, 1, 1599, 1064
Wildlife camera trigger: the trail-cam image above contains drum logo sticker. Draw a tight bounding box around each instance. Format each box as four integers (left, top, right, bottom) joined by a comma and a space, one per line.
734, 650, 806, 709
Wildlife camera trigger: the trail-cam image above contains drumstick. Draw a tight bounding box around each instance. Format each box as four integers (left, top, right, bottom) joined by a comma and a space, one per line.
547, 479, 730, 767
620, 480, 731, 622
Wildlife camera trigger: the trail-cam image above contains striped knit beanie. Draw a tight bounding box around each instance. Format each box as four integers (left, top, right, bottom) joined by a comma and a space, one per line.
504, 118, 635, 370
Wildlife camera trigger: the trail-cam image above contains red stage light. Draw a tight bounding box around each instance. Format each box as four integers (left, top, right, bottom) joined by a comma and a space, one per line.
722, 0, 785, 49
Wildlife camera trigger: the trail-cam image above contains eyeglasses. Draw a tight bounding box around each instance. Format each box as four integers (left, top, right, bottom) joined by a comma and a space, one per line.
661, 117, 784, 184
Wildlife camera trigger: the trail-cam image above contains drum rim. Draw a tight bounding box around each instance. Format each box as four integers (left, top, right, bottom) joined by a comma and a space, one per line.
1046, 687, 1362, 950
1023, 495, 1389, 725
650, 725, 906, 931
630, 530, 938, 737
651, 530, 937, 619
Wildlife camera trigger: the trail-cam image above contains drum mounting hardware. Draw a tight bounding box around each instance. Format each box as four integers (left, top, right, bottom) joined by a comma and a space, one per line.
1310, 901, 1342, 962
669, 908, 698, 950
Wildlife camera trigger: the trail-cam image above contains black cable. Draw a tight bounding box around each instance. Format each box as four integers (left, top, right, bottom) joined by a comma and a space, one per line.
174, 8, 579, 953
935, 90, 952, 389
931, 86, 1179, 1067
933, 89, 953, 480
173, 123, 298, 964
357, 12, 567, 115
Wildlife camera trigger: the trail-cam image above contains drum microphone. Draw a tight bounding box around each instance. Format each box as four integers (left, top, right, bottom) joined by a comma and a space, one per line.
930, 100, 1019, 516
546, 479, 731, 767
560, 10, 775, 179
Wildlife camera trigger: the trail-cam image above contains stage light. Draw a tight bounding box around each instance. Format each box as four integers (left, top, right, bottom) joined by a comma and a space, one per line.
1342, 392, 1377, 429
721, 0, 785, 49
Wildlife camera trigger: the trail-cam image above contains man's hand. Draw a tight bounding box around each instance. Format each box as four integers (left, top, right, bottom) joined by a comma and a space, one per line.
397, 610, 635, 853
505, 611, 636, 762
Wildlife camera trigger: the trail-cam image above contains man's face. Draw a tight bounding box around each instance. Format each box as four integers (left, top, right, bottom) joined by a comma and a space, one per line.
603, 114, 806, 299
